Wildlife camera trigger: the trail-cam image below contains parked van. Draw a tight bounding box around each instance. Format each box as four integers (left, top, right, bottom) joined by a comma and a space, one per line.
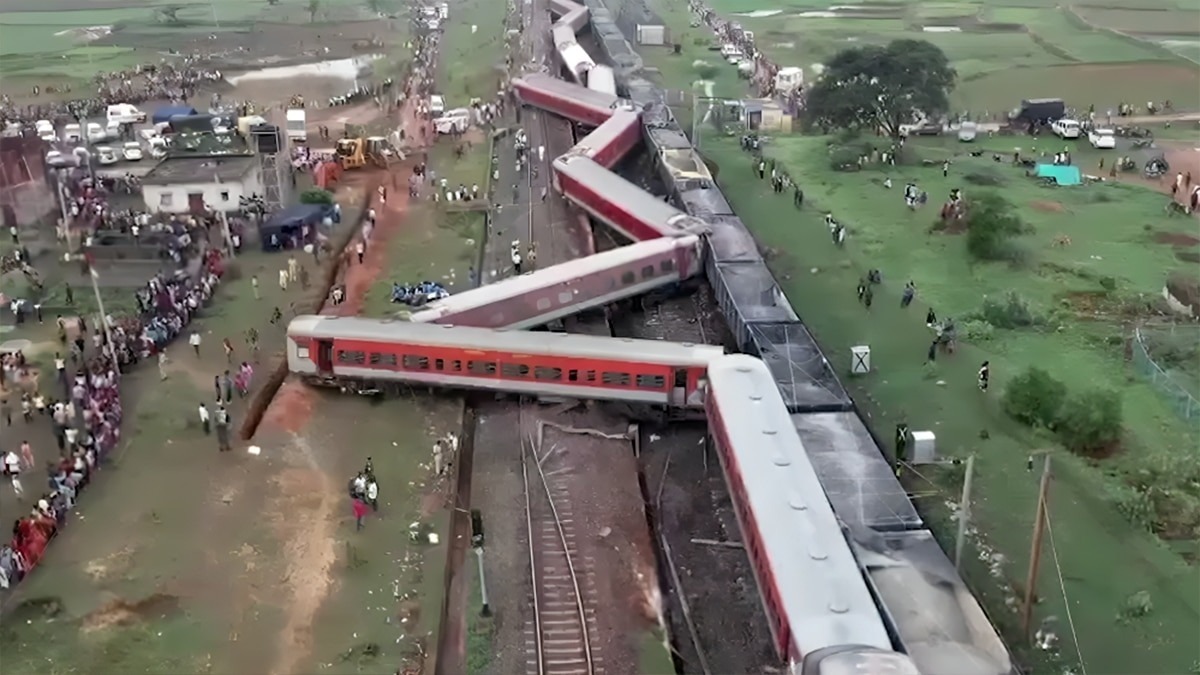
435, 108, 471, 135
63, 123, 83, 143
86, 122, 108, 143
1051, 118, 1082, 139
106, 103, 145, 125
430, 95, 446, 116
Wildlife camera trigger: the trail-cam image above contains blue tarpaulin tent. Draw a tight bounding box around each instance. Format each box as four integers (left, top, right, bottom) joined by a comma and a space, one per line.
151, 105, 198, 125
259, 204, 334, 251
1035, 164, 1082, 186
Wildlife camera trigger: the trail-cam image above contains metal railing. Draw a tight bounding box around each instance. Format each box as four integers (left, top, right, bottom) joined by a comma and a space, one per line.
1132, 323, 1200, 421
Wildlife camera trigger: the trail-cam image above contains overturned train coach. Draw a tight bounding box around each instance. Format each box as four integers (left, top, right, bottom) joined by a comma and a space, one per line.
287, 316, 724, 407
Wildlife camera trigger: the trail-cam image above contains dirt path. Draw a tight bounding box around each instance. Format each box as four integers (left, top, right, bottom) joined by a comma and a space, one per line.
256, 79, 431, 675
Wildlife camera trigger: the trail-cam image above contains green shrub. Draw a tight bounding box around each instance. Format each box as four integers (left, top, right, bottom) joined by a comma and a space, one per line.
959, 319, 995, 342
1057, 388, 1123, 456
965, 192, 1031, 261
975, 291, 1041, 329
300, 189, 334, 205
693, 62, 718, 80
1099, 276, 1117, 293
1002, 367, 1066, 428
828, 145, 862, 171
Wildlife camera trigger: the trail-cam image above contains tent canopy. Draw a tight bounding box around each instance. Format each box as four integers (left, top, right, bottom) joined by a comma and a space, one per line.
1034, 164, 1082, 186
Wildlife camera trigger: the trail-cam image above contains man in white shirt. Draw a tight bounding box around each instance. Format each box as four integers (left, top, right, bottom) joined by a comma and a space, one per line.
189, 331, 201, 357
198, 402, 210, 434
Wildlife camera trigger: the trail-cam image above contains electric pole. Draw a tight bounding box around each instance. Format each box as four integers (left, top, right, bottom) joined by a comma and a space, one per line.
1021, 454, 1053, 639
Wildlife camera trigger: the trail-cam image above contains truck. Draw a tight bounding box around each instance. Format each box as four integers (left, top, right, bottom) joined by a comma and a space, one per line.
286, 108, 307, 144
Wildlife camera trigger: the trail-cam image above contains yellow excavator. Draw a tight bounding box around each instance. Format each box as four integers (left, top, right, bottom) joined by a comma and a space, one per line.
335, 137, 366, 170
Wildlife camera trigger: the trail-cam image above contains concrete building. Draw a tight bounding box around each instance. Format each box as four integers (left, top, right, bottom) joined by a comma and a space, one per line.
140, 156, 262, 214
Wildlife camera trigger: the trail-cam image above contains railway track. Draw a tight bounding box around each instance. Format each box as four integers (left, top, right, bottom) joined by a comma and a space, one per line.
521, 410, 603, 675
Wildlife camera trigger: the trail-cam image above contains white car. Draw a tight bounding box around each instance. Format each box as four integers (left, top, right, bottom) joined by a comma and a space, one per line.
122, 141, 144, 161
1051, 118, 1081, 139
1088, 128, 1116, 149
96, 146, 119, 165
45, 150, 75, 168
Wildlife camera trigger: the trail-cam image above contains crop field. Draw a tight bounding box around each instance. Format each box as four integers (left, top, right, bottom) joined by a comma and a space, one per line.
0, 0, 401, 80
703, 0, 1199, 107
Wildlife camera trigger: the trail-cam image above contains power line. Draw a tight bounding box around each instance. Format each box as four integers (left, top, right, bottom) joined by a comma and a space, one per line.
1044, 506, 1087, 675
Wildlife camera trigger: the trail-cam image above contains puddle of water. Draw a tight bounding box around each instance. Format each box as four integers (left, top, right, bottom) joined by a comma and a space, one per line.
733, 9, 783, 18
923, 26, 963, 32
54, 25, 112, 42
225, 55, 383, 86
796, 11, 841, 18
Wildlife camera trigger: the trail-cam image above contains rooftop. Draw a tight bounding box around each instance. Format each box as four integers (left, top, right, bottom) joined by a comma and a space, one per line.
142, 156, 257, 185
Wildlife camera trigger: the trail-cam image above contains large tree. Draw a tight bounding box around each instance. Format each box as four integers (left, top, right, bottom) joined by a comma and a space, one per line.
803, 39, 956, 141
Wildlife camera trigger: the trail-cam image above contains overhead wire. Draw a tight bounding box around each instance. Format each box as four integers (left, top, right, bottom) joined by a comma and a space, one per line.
1044, 506, 1087, 675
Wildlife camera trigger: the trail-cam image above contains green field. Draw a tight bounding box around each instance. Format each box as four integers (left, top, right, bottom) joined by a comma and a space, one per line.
638, 0, 1199, 111
703, 133, 1200, 674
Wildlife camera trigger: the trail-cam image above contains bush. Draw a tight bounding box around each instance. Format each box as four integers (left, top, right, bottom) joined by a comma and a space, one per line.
1002, 367, 1066, 428
828, 145, 862, 171
1099, 276, 1117, 293
692, 62, 718, 80
300, 189, 334, 205
963, 169, 1005, 186
974, 291, 1041, 329
959, 319, 995, 342
1057, 388, 1123, 455
964, 192, 1031, 261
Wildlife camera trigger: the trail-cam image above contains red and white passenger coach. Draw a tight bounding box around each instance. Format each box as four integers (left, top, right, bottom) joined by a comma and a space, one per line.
288, 316, 724, 407
409, 234, 704, 329
705, 354, 921, 675
512, 74, 634, 127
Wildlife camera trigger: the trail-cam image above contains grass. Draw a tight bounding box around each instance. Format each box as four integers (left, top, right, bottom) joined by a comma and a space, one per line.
464, 548, 495, 674
435, 0, 509, 106
637, 628, 676, 675
700, 132, 1199, 674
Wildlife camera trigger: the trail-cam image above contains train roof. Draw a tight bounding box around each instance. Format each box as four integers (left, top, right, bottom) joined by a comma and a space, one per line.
857, 530, 1016, 675
555, 155, 708, 235
289, 315, 726, 365
748, 322, 852, 413
514, 74, 628, 112
573, 109, 640, 159
790, 413, 923, 532
706, 354, 893, 654
706, 215, 762, 264
410, 235, 700, 324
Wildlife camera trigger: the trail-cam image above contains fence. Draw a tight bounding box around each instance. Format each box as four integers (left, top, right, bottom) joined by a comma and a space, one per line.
1131, 323, 1200, 421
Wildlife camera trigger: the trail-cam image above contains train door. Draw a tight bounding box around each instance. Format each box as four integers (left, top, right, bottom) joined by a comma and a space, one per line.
315, 340, 334, 374
670, 368, 687, 407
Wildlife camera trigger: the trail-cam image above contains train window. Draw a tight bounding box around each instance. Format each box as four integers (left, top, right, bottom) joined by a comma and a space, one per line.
584, 370, 596, 382
534, 366, 562, 381
536, 297, 551, 311
402, 355, 430, 370
660, 259, 675, 273
620, 271, 636, 285
500, 363, 531, 378
468, 360, 497, 375
449, 359, 463, 372
557, 291, 572, 305
636, 374, 665, 389
602, 371, 631, 386
435, 358, 444, 371
568, 369, 579, 382
337, 350, 366, 364
641, 265, 655, 279
674, 368, 687, 388
370, 352, 398, 367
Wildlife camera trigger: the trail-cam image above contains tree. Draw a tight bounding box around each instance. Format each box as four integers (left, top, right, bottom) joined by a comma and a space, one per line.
964, 192, 1029, 261
299, 189, 334, 205
307, 0, 321, 22
1003, 367, 1066, 428
803, 39, 956, 141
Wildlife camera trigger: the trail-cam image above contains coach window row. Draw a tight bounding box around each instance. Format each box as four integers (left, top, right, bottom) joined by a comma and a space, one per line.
337, 350, 667, 390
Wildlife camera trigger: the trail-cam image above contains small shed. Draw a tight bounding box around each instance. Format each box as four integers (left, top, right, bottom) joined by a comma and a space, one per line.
636, 24, 667, 46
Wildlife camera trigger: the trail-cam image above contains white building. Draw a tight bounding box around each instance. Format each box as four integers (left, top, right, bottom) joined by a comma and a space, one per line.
140, 156, 262, 214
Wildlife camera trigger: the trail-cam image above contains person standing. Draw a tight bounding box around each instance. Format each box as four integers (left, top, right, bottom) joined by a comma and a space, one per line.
158, 351, 169, 380
198, 402, 211, 435
189, 330, 201, 357
221, 371, 233, 404
214, 405, 231, 451
356, 240, 366, 265
353, 496, 369, 531
366, 476, 379, 511
978, 361, 990, 393
251, 274, 260, 300
278, 268, 289, 291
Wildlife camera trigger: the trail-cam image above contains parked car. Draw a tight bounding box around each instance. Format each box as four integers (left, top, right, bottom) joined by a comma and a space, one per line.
1088, 128, 1116, 149
122, 141, 144, 161
96, 146, 119, 165
45, 150, 75, 168
1051, 118, 1082, 139
957, 121, 978, 142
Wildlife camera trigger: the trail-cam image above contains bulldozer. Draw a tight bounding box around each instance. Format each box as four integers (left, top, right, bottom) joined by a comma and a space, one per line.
335, 137, 366, 170
365, 136, 403, 167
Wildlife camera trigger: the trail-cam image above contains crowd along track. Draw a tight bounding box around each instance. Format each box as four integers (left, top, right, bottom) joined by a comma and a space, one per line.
521, 406, 603, 675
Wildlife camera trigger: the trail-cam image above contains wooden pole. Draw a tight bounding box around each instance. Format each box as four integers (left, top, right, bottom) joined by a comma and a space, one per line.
1021, 454, 1053, 639
954, 455, 976, 571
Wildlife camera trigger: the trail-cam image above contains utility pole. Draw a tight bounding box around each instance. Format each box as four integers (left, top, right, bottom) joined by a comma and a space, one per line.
690, 90, 700, 149
954, 454, 976, 571
87, 261, 116, 361
1021, 454, 1053, 639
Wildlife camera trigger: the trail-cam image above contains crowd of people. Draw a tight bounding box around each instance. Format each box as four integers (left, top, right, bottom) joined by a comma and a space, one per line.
0, 59, 223, 127
0, 248, 226, 591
